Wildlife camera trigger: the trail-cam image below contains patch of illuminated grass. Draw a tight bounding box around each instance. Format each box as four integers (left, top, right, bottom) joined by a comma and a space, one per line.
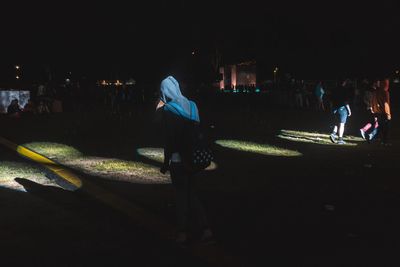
23, 142, 83, 160
277, 130, 361, 146
136, 147, 164, 163
66, 157, 170, 184
0, 161, 60, 191
92, 159, 156, 173
21, 143, 170, 184
215, 140, 302, 157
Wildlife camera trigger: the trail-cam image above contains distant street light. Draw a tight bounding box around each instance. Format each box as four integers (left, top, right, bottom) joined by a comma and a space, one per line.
273, 67, 279, 83
15, 65, 21, 80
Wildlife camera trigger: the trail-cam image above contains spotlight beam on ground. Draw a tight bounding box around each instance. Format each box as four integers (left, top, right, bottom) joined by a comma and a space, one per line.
215, 140, 302, 157
0, 137, 82, 189
277, 129, 362, 146
0, 161, 61, 191
21, 143, 171, 184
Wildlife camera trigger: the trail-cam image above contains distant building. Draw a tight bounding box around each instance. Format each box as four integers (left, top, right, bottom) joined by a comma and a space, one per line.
219, 61, 256, 90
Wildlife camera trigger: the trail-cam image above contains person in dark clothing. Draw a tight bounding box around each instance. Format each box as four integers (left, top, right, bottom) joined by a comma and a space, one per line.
329, 79, 352, 144
360, 79, 379, 141
7, 99, 22, 117
314, 81, 325, 111
22, 99, 37, 115
368, 78, 391, 144
156, 76, 214, 246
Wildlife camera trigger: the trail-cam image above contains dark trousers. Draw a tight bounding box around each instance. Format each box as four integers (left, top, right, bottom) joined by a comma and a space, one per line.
170, 162, 208, 232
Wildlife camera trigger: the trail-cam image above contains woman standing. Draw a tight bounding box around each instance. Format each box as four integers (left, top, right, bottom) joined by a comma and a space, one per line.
156, 76, 214, 246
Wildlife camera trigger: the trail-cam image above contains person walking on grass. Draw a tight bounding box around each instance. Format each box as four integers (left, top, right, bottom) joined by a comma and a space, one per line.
360, 79, 379, 141
367, 78, 391, 144
156, 75, 214, 246
330, 79, 352, 144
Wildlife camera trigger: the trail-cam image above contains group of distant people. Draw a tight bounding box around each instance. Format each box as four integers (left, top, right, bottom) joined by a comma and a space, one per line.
290, 79, 348, 112
6, 98, 63, 118
329, 78, 391, 145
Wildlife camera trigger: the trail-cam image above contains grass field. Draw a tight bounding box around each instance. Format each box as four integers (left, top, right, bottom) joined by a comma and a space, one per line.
1, 104, 400, 266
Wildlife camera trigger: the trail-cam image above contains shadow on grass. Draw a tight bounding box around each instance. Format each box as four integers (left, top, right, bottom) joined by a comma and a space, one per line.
14, 177, 90, 210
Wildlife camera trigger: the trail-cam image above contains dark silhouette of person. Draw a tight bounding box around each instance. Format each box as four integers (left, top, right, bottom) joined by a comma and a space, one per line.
7, 99, 22, 117
156, 76, 214, 246
23, 99, 37, 115
359, 79, 379, 141
368, 78, 391, 144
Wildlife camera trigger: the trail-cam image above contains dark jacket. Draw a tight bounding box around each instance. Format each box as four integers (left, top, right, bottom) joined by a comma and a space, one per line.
161, 107, 187, 168
331, 85, 350, 109
7, 103, 21, 114
371, 79, 391, 119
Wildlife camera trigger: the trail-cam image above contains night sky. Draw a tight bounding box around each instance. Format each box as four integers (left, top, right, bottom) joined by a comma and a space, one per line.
1, 0, 399, 82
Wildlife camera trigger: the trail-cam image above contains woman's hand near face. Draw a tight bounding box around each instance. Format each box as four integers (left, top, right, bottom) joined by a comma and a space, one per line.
156, 99, 165, 110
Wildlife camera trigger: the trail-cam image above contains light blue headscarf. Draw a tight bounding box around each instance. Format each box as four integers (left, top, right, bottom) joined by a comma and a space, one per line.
160, 76, 200, 122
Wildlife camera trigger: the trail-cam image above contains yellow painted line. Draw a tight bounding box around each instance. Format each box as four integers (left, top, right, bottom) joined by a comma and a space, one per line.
0, 137, 82, 188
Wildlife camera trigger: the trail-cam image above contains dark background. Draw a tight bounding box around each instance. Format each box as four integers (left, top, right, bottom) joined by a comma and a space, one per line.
0, 0, 399, 83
